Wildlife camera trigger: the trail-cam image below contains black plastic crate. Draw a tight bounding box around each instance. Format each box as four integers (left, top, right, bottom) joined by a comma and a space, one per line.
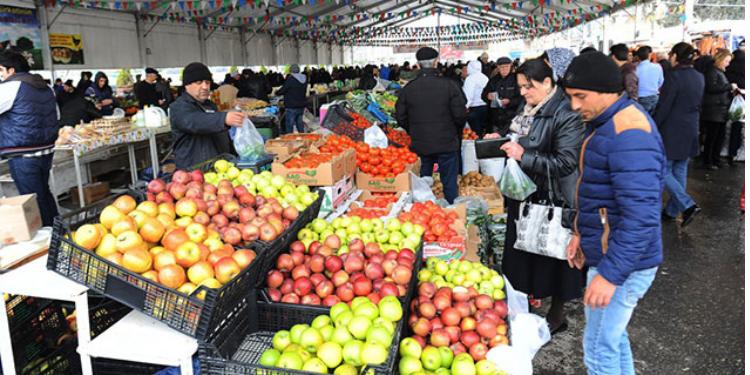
199, 301, 402, 375
153, 154, 238, 185
20, 338, 79, 375
47, 193, 262, 340
92, 358, 166, 375
88, 296, 132, 340
10, 301, 70, 374
236, 155, 274, 174
5, 295, 46, 328
258, 244, 424, 314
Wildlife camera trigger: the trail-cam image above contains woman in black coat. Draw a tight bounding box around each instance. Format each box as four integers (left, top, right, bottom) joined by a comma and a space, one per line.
654, 42, 704, 225
358, 65, 378, 90
485, 59, 584, 334
701, 49, 734, 169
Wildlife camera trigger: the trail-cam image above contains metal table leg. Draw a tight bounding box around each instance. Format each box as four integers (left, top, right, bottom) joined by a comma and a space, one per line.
149, 132, 159, 179
74, 293, 93, 375
127, 144, 138, 187
0, 296, 16, 375
49, 164, 61, 212
73, 152, 86, 208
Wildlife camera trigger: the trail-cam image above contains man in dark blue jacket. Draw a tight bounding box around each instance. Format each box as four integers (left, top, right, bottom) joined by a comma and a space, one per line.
0, 50, 59, 226
277, 64, 308, 134
562, 52, 666, 375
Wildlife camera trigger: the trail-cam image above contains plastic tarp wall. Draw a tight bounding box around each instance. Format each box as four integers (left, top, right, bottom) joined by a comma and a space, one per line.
247, 33, 274, 66
332, 44, 343, 65
47, 7, 140, 68
275, 38, 298, 65
206, 29, 244, 67
317, 43, 331, 65
299, 40, 315, 65
144, 23, 201, 68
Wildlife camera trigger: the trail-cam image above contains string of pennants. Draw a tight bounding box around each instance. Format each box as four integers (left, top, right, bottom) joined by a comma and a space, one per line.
44, 0, 631, 43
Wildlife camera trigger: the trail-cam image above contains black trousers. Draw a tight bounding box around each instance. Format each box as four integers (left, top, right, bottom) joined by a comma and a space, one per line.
702, 120, 727, 166
728, 121, 744, 160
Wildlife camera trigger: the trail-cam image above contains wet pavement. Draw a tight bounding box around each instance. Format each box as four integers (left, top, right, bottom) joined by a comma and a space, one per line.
532, 163, 745, 374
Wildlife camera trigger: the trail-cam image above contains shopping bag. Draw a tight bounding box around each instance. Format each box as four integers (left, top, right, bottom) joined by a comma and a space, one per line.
729, 95, 745, 122
410, 172, 437, 202
233, 118, 266, 163
461, 140, 479, 174
364, 125, 388, 149
499, 158, 536, 201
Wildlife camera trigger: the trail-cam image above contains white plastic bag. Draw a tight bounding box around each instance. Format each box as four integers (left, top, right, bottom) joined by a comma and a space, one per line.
499, 158, 536, 201
504, 275, 528, 317
729, 95, 745, 122
364, 125, 388, 149
410, 172, 436, 202
479, 157, 505, 183
234, 118, 266, 162
461, 140, 479, 174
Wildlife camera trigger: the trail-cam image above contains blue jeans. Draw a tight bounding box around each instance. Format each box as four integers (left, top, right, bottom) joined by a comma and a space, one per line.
285, 107, 305, 134
638, 95, 659, 117
664, 159, 695, 217
584, 266, 658, 375
7, 154, 59, 227
420, 152, 459, 204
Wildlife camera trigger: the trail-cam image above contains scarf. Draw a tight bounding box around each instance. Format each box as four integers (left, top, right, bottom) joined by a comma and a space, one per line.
509, 86, 558, 136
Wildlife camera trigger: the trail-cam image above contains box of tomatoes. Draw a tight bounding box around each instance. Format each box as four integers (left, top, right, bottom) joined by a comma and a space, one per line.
400, 203, 476, 262
272, 148, 356, 186
356, 160, 420, 193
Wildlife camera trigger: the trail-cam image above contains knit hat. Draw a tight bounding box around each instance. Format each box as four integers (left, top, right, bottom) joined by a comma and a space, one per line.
182, 62, 212, 85
290, 64, 301, 73
416, 47, 439, 61
562, 52, 623, 93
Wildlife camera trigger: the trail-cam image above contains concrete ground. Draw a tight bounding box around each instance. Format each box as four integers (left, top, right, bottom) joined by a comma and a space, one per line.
532, 163, 745, 375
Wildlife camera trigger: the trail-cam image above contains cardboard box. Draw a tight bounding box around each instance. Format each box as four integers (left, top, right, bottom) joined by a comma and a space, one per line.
348, 191, 410, 219
355, 160, 421, 193
278, 133, 326, 149
460, 185, 505, 215
0, 194, 42, 245
70, 181, 110, 206
265, 139, 305, 160
318, 174, 357, 218
421, 204, 477, 262
272, 148, 356, 186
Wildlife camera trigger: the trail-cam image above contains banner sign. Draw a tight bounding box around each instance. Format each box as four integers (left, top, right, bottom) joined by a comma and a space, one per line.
49, 33, 84, 64
0, 5, 44, 69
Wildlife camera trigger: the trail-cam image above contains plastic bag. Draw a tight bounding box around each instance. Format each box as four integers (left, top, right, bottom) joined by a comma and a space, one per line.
233, 118, 266, 162
461, 140, 479, 174
364, 125, 388, 149
479, 157, 505, 183
499, 158, 536, 201
411, 172, 437, 202
729, 95, 745, 122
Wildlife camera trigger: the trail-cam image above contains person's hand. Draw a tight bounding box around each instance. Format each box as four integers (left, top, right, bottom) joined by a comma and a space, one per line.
566, 234, 585, 270
501, 141, 524, 161
501, 99, 510, 106
584, 274, 617, 308
731, 83, 738, 91
483, 132, 500, 139
487, 92, 497, 101
158, 99, 166, 105
101, 99, 113, 106
224, 111, 246, 127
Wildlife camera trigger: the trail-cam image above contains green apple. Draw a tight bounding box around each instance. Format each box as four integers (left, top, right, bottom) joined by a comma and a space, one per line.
330, 302, 351, 321
400, 221, 414, 236
298, 228, 315, 241
418, 269, 433, 282
290, 324, 310, 344
371, 218, 384, 232
399, 356, 424, 375
271, 175, 286, 189
400, 337, 423, 358
296, 184, 310, 195
334, 311, 354, 328
458, 261, 472, 273
331, 325, 354, 346
375, 231, 390, 244
372, 318, 396, 335
312, 315, 332, 329
360, 219, 373, 233
413, 224, 425, 236
333, 364, 358, 375
214, 159, 230, 173
353, 301, 379, 320
277, 351, 304, 370
436, 368, 452, 375
475, 360, 497, 375
302, 358, 328, 373
438, 346, 454, 368
421, 346, 443, 371
300, 327, 323, 353
261, 185, 277, 198
272, 330, 292, 351
331, 217, 344, 229
434, 261, 449, 276
340, 216, 353, 228
347, 222, 361, 235
451, 354, 476, 375
407, 233, 422, 246
347, 316, 372, 340
335, 229, 349, 243
283, 343, 302, 353
400, 238, 419, 251
493, 289, 506, 300
259, 348, 281, 367
337, 245, 350, 255
490, 275, 505, 289
342, 340, 364, 367
301, 193, 317, 207
296, 347, 312, 362
319, 325, 335, 341
361, 342, 388, 365
320, 230, 335, 243
317, 341, 343, 369
311, 218, 329, 233
453, 274, 466, 286
349, 215, 361, 223
388, 231, 404, 246
378, 295, 403, 322
351, 297, 371, 310
430, 275, 446, 285
366, 325, 392, 347
362, 232, 376, 244
386, 218, 401, 232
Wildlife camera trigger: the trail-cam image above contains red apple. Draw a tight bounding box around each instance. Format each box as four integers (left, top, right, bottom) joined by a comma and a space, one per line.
293, 277, 313, 296
461, 331, 481, 348
344, 254, 365, 273
353, 278, 373, 296
315, 280, 334, 298
430, 328, 451, 347
289, 240, 306, 253
392, 265, 412, 285
147, 179, 166, 194
267, 270, 284, 288
309, 254, 325, 273
418, 282, 436, 298
324, 255, 343, 273
281, 293, 300, 304
475, 294, 494, 310
469, 343, 488, 361
276, 254, 294, 271
418, 302, 437, 319
280, 278, 294, 295
322, 295, 340, 307
460, 317, 477, 332
291, 264, 310, 280
445, 326, 461, 343
476, 319, 498, 339
324, 235, 341, 250
411, 317, 432, 337
301, 294, 321, 305
336, 282, 354, 302
364, 263, 385, 280
309, 273, 326, 287
331, 270, 349, 287
267, 288, 281, 302
441, 307, 461, 327
379, 282, 399, 297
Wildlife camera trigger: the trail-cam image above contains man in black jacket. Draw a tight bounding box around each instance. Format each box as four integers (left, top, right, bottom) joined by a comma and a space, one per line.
134, 67, 162, 108
169, 62, 245, 169
238, 69, 272, 101
396, 47, 467, 204
277, 64, 308, 134
482, 57, 520, 135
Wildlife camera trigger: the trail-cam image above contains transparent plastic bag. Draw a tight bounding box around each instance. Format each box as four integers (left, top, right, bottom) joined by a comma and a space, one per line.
364, 125, 388, 148
729, 95, 745, 122
411, 173, 437, 202
499, 157, 537, 201
233, 117, 266, 162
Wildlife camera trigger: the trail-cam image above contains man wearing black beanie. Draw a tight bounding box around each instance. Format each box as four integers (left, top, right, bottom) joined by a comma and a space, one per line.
169, 62, 245, 169
563, 52, 667, 374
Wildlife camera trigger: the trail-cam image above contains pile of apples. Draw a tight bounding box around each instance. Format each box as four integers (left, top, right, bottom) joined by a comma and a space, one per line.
298, 216, 423, 254
146, 169, 304, 246
71, 195, 257, 295
265, 235, 417, 307
399, 338, 500, 375
408, 281, 509, 362
398, 201, 463, 243
259, 298, 403, 373
419, 258, 507, 301
462, 128, 478, 140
